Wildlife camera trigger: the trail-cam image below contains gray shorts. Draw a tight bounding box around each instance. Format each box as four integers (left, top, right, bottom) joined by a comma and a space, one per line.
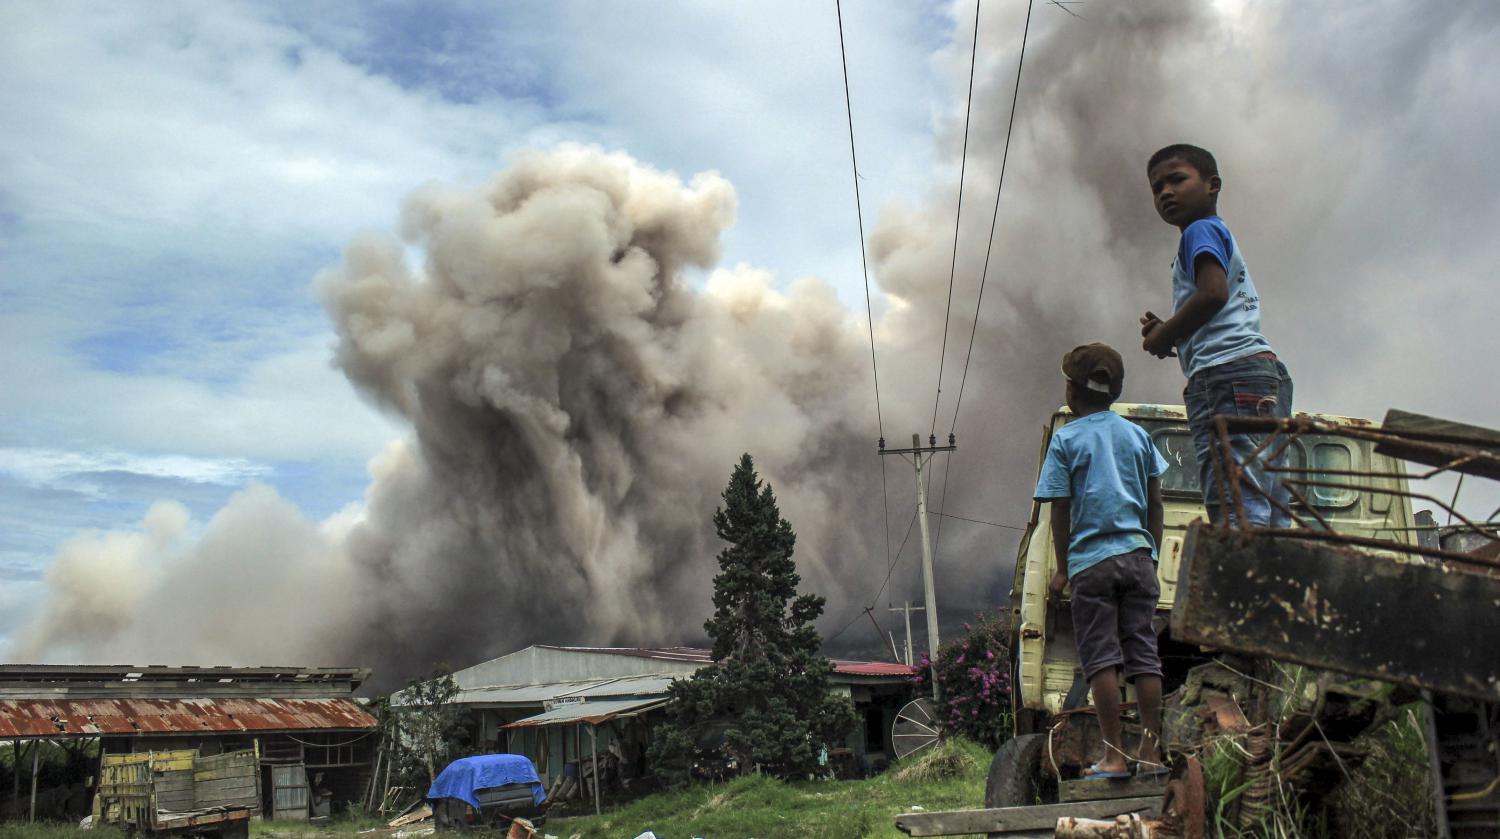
1070, 548, 1163, 683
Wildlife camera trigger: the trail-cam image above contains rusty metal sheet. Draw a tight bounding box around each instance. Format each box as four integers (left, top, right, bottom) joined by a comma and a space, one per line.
0, 696, 376, 739
1376, 409, 1500, 481
1171, 522, 1500, 701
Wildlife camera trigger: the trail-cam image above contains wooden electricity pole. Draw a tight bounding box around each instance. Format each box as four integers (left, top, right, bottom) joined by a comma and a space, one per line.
880, 432, 955, 700
888, 601, 926, 666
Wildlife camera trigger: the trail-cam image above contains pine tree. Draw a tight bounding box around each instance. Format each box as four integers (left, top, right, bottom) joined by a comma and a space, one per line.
650, 454, 858, 779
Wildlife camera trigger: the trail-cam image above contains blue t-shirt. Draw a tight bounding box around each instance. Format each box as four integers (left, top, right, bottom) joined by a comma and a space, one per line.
1033, 411, 1169, 578
1171, 216, 1273, 378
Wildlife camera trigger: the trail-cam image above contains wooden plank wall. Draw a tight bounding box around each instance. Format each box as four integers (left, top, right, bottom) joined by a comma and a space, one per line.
194, 750, 260, 812
154, 769, 195, 812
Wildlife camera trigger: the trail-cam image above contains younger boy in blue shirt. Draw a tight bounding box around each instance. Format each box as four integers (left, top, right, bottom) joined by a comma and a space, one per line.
1034, 343, 1168, 779
1139, 144, 1293, 527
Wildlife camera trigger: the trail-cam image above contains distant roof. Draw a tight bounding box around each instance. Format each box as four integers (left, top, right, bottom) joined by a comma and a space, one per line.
0, 696, 376, 739
0, 665, 371, 701
502, 697, 669, 729
545, 646, 916, 678
450, 674, 679, 707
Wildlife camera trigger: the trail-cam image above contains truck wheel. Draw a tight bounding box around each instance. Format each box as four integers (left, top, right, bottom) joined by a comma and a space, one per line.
984, 733, 1055, 808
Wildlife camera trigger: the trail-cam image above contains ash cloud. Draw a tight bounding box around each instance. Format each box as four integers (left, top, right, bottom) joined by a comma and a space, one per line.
11, 1, 1498, 681
317, 145, 883, 677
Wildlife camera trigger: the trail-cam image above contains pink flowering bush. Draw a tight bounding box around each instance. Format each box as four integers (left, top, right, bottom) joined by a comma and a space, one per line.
910, 612, 1013, 748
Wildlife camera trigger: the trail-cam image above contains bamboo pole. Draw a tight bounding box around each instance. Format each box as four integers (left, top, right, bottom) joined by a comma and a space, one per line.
29, 741, 41, 822
381, 743, 393, 813
589, 725, 600, 816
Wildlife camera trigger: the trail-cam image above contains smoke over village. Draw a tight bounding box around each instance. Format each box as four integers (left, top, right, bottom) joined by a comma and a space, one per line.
7, 1, 1499, 688
4, 2, 1500, 834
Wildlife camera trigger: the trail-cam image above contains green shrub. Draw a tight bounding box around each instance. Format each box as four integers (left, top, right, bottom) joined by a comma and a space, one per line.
911, 612, 1013, 748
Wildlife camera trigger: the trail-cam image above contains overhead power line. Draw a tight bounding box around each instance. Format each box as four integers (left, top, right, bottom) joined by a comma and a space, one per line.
948, 0, 1036, 437
929, 0, 983, 438
932, 0, 1038, 562
833, 0, 900, 659
835, 0, 894, 579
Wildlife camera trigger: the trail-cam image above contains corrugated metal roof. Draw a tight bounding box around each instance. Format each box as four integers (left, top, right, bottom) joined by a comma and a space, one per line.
548, 646, 714, 663
548, 647, 914, 678
0, 696, 377, 739
452, 674, 679, 707
829, 660, 919, 677
565, 675, 678, 697
501, 697, 670, 729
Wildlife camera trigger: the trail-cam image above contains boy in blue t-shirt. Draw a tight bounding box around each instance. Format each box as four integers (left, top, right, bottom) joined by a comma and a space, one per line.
1139, 144, 1294, 527
1034, 343, 1169, 780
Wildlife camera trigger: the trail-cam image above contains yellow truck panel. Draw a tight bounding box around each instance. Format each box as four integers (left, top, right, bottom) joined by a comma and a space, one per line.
1011, 404, 1414, 718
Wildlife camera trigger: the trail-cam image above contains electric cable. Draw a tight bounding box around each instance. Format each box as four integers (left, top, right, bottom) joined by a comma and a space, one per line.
835, 0, 894, 580
929, 0, 983, 438
827, 509, 919, 645
932, 0, 1037, 562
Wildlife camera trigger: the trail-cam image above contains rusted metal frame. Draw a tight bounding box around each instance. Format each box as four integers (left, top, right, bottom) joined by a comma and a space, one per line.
1267, 455, 1477, 482
1230, 457, 1316, 533
1216, 414, 1500, 547
1212, 416, 1251, 529
1223, 416, 1500, 471
1239, 527, 1500, 571
1281, 475, 1498, 544
1281, 482, 1334, 532
1211, 419, 1313, 532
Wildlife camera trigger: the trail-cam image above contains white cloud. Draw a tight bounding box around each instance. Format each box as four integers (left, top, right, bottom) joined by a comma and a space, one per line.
0, 448, 269, 492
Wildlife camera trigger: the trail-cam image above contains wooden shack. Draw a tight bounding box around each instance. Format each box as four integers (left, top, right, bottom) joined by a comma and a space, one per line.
0, 665, 377, 823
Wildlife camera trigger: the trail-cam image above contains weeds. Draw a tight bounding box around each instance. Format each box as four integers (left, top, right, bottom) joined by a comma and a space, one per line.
0, 824, 127, 839
890, 737, 979, 784
551, 737, 992, 838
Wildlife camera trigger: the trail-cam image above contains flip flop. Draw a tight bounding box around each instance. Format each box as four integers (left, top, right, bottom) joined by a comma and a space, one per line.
1082, 762, 1131, 780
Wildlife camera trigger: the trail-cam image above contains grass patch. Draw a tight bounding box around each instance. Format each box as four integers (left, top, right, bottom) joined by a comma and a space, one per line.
249, 813, 389, 835
551, 737, 992, 839
0, 825, 128, 839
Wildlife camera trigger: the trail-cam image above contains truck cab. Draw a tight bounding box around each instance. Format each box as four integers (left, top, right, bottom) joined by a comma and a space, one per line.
1008, 403, 1416, 732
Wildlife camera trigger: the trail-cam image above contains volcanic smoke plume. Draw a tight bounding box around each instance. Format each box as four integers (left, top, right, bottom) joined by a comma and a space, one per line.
16, 0, 1490, 684
318, 145, 886, 678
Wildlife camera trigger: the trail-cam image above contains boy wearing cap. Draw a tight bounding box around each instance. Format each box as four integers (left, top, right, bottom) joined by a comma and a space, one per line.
1140, 143, 1293, 527
1034, 343, 1168, 779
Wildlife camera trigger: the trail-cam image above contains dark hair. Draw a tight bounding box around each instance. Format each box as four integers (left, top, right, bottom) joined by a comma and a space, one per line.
1148, 144, 1218, 179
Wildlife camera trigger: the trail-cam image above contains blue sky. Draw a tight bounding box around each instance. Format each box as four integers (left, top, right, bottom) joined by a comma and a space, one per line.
0, 0, 960, 642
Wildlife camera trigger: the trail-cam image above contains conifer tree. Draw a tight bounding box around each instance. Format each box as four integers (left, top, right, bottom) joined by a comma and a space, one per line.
651, 454, 857, 779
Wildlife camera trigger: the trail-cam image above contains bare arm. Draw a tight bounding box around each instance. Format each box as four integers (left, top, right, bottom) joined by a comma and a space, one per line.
1048, 498, 1071, 598
1141, 254, 1229, 358
1147, 477, 1163, 550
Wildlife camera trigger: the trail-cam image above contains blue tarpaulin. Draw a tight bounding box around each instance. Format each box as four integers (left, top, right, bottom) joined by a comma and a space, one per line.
427, 754, 546, 809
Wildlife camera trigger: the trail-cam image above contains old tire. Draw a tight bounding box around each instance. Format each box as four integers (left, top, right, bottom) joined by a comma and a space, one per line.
984, 733, 1054, 808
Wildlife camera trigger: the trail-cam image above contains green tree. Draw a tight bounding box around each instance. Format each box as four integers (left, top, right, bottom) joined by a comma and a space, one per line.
651, 454, 858, 779
398, 663, 465, 784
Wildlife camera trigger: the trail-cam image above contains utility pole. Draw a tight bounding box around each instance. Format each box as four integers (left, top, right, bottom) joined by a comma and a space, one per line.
880, 432, 956, 700
888, 601, 926, 666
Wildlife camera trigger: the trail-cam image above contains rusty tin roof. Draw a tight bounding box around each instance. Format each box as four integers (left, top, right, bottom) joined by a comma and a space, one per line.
0, 696, 376, 739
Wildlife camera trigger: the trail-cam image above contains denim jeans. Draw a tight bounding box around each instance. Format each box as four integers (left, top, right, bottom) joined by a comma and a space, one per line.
1184, 354, 1294, 527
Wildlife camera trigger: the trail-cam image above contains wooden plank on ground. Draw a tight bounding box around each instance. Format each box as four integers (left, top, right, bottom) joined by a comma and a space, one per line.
1059, 773, 1167, 802
894, 796, 1159, 836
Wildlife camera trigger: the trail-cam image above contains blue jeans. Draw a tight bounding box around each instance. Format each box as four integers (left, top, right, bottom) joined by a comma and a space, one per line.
1184, 354, 1294, 527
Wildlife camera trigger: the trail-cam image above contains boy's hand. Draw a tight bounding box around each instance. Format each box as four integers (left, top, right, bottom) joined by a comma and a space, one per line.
1139, 310, 1163, 337
1048, 569, 1068, 600
1141, 317, 1177, 359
